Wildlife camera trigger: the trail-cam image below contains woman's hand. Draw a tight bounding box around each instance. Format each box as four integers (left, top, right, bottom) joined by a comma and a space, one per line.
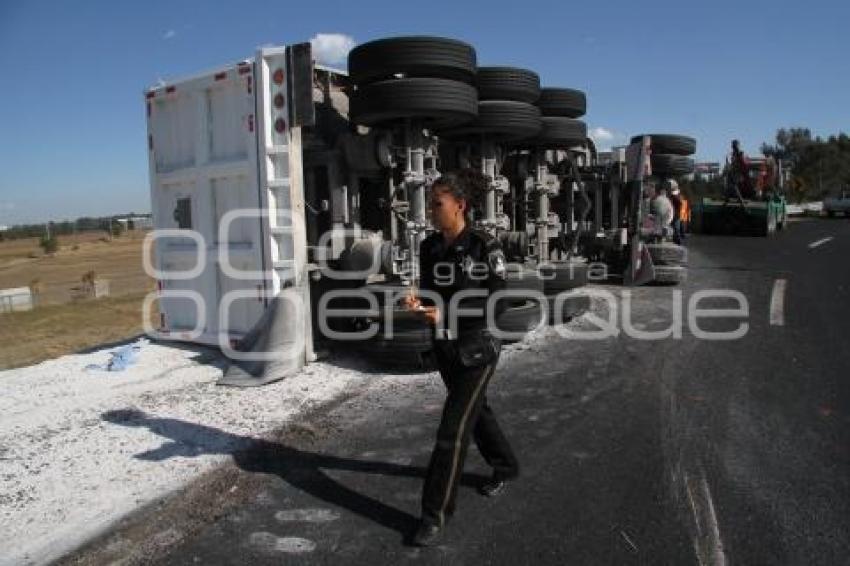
401, 293, 422, 310
401, 294, 439, 325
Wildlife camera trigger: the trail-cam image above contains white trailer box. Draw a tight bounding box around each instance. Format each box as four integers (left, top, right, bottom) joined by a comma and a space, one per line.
145, 44, 315, 369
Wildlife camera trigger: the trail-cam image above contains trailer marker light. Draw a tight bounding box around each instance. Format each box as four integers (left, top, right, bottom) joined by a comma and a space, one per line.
272, 68, 285, 85
274, 118, 286, 133
145, 91, 156, 99
273, 93, 285, 108
214, 72, 227, 81
238, 65, 251, 75
165, 85, 176, 94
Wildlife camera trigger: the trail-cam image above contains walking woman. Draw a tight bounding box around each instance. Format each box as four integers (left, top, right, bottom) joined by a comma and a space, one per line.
403, 171, 520, 547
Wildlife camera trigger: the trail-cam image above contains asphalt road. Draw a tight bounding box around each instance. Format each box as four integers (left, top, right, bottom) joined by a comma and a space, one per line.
73, 217, 850, 565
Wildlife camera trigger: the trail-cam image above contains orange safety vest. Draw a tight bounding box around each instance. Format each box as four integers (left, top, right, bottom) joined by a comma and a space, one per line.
680, 198, 690, 221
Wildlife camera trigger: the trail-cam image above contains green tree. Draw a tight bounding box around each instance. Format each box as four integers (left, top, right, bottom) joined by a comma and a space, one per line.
762, 128, 850, 201
39, 234, 59, 254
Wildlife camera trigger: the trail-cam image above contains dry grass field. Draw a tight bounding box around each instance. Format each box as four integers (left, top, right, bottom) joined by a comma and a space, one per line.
0, 230, 157, 369
0, 230, 155, 305
0, 292, 158, 370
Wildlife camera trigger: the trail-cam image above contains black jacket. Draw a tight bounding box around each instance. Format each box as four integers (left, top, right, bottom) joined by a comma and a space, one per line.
418, 225, 508, 337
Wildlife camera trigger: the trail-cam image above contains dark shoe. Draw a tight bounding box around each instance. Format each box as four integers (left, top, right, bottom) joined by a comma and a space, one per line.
412, 521, 443, 547
478, 477, 509, 497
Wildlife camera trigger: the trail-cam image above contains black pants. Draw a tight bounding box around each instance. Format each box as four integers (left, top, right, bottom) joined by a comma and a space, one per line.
421, 339, 519, 527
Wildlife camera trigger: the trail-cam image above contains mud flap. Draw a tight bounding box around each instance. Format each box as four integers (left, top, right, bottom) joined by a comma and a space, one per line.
218, 290, 307, 387
623, 240, 656, 287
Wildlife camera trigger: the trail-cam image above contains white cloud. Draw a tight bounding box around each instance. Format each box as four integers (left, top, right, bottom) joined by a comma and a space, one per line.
163, 29, 176, 40
589, 127, 626, 150
589, 127, 615, 141
310, 33, 355, 66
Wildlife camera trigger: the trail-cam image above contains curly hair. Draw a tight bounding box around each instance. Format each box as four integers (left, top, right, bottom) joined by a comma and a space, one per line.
431, 168, 489, 221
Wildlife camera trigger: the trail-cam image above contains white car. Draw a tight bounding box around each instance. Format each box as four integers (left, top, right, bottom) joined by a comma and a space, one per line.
824, 190, 850, 217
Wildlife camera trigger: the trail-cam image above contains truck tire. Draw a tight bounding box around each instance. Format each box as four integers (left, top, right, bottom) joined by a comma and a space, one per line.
651, 154, 694, 177
361, 282, 409, 306
530, 117, 587, 147
630, 134, 696, 156
475, 67, 541, 103
364, 325, 432, 350
360, 330, 434, 368
536, 87, 586, 118
652, 265, 687, 285
538, 261, 588, 294
360, 306, 433, 353
350, 78, 478, 128
645, 242, 687, 265
503, 264, 545, 307
348, 36, 477, 86
546, 293, 590, 325
439, 100, 541, 141
495, 299, 546, 340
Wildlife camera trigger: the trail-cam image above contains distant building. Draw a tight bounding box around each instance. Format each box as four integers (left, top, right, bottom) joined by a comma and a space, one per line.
0, 287, 33, 312
0, 225, 8, 232
596, 146, 626, 166
115, 216, 153, 230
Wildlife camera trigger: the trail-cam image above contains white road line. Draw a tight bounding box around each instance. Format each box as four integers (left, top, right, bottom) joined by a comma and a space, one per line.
697, 475, 727, 566
685, 471, 728, 566
808, 237, 833, 249
770, 279, 787, 326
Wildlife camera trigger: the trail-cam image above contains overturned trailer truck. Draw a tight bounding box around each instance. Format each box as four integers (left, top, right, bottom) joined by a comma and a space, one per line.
145, 37, 592, 386
575, 134, 696, 286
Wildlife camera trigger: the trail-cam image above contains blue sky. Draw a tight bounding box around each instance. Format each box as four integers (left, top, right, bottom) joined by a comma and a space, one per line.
0, 0, 847, 225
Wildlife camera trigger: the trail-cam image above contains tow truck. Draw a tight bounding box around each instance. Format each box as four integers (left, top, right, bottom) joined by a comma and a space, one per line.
693, 146, 787, 236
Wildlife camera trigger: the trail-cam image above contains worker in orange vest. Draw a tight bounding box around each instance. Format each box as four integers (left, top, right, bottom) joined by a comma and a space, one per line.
679, 195, 690, 241
667, 179, 686, 243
